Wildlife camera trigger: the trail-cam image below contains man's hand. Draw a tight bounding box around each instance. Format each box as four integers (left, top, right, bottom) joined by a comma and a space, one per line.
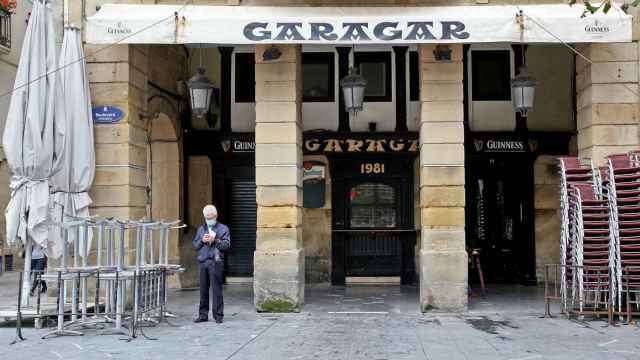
203, 234, 212, 244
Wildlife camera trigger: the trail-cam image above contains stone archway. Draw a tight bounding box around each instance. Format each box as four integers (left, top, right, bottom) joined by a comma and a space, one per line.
149, 111, 184, 288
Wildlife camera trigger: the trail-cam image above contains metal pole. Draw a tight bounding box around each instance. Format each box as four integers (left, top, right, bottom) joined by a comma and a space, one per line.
71, 224, 80, 322
10, 271, 26, 344
81, 221, 89, 321
22, 237, 33, 307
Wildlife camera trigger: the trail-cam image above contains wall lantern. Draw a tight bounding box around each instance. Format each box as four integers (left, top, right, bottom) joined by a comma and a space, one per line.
187, 67, 215, 118
187, 44, 216, 118
262, 45, 282, 61
433, 44, 452, 61
340, 67, 367, 116
510, 65, 537, 117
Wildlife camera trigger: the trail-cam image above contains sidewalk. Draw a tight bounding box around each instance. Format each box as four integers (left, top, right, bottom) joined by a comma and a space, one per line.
1, 275, 639, 360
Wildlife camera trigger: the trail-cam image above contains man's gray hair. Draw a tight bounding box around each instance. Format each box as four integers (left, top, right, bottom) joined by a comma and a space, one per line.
203, 205, 217, 217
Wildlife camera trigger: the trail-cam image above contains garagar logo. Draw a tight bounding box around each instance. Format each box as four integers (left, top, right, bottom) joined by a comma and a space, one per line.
243, 21, 470, 42
221, 140, 231, 153
585, 20, 610, 34
108, 22, 132, 35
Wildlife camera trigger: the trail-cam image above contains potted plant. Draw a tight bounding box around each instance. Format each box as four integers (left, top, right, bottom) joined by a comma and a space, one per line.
0, 0, 16, 15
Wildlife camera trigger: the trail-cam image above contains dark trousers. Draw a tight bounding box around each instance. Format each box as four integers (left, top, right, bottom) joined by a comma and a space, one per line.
198, 260, 224, 320
31, 258, 46, 292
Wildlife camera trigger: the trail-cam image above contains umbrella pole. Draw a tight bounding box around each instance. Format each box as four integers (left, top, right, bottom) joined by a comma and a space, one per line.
71, 225, 79, 322
81, 221, 88, 322
22, 236, 33, 307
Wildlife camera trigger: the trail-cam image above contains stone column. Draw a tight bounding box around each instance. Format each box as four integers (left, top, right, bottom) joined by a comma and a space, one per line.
86, 44, 149, 254
576, 43, 640, 165
418, 44, 467, 312
253, 45, 305, 312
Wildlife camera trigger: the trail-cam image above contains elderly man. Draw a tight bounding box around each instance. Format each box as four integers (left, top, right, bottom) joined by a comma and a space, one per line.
193, 205, 230, 323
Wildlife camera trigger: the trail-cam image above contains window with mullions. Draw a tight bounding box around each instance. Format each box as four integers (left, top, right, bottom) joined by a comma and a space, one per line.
350, 182, 397, 228
471, 50, 511, 101
354, 52, 392, 102
235, 52, 255, 103
303, 52, 335, 102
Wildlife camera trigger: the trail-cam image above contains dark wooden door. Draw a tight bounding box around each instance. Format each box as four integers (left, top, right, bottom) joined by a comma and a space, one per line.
331, 156, 416, 285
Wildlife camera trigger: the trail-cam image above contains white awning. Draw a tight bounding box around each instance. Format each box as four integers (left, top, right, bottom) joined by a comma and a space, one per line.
86, 4, 632, 45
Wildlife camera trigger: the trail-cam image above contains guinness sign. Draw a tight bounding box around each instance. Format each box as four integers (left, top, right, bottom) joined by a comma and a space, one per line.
471, 137, 539, 154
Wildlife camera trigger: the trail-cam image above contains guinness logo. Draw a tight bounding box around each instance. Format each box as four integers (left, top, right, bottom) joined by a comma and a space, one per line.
107, 22, 133, 35
473, 139, 484, 152
221, 140, 231, 153
527, 139, 539, 153
585, 20, 610, 34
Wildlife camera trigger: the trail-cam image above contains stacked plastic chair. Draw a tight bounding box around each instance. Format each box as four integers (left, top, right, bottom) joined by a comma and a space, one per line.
607, 153, 640, 314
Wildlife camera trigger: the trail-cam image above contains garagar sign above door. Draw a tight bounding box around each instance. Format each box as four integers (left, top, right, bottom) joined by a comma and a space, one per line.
86, 5, 632, 45
216, 133, 419, 155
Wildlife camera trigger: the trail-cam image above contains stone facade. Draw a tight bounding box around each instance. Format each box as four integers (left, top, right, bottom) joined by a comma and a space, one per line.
534, 155, 561, 282
418, 44, 467, 311
2, 1, 633, 313
301, 155, 332, 284
253, 44, 305, 311
576, 43, 640, 164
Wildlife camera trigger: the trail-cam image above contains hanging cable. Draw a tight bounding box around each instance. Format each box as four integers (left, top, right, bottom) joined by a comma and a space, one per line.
0, 1, 192, 100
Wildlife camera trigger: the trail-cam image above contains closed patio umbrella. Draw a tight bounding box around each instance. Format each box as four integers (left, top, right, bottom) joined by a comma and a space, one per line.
49, 26, 95, 259
2, 0, 64, 302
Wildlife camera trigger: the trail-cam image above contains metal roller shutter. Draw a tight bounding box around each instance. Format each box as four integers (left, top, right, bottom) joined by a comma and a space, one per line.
226, 180, 256, 277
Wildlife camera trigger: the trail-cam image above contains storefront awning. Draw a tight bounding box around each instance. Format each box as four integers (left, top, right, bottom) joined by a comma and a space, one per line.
86, 4, 632, 45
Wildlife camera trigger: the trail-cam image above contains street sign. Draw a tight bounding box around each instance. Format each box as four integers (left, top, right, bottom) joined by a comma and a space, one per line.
92, 105, 124, 123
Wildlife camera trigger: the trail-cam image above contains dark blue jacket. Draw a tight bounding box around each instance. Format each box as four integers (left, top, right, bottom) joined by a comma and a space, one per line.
192, 222, 231, 263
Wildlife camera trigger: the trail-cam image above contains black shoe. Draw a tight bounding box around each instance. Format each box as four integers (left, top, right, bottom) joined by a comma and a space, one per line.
215, 318, 223, 324
194, 318, 208, 323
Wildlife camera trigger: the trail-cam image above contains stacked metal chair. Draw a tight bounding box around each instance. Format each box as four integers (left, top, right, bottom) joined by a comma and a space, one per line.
569, 180, 612, 313
559, 157, 599, 311
606, 153, 640, 315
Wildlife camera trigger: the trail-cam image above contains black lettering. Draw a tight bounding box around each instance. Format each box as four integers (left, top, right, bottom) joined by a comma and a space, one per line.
243, 22, 271, 41
340, 23, 371, 41
310, 23, 338, 41
441, 21, 469, 40
373, 22, 402, 41
404, 22, 436, 41
274, 23, 305, 41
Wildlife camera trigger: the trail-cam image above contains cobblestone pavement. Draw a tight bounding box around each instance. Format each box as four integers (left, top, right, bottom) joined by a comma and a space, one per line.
1, 273, 639, 360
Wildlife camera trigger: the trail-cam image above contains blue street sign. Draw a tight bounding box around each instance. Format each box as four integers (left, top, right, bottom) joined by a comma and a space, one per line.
92, 106, 124, 123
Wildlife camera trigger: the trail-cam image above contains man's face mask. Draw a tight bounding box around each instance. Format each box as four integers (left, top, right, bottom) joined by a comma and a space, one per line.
206, 218, 217, 227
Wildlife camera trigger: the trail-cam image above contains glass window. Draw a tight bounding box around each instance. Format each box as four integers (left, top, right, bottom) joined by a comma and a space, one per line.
303, 53, 335, 102
350, 183, 396, 228
409, 51, 420, 101
235, 53, 255, 103
471, 50, 511, 101
354, 52, 392, 102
